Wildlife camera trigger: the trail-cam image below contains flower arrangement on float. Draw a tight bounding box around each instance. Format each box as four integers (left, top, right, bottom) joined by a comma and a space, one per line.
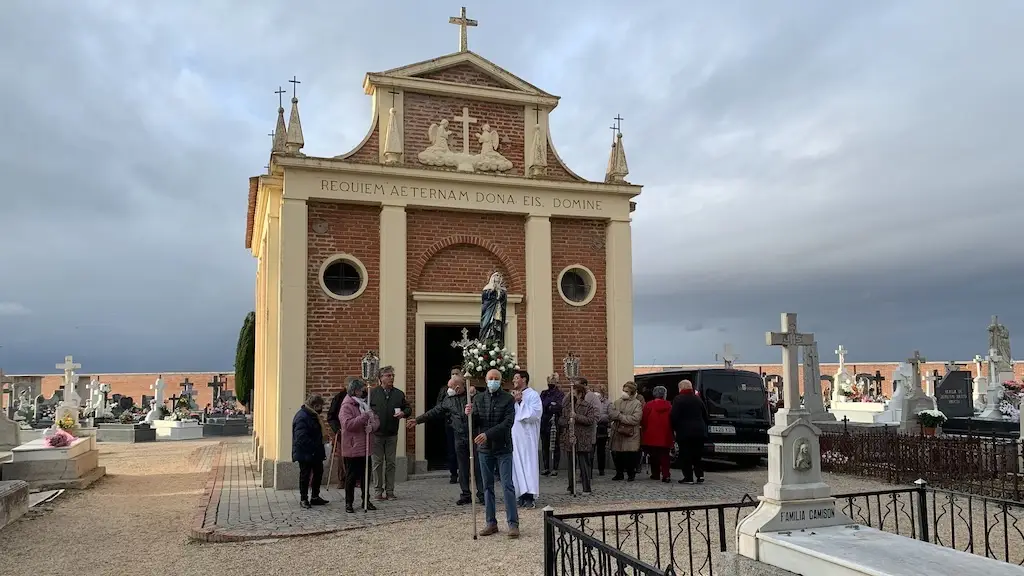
461, 339, 520, 382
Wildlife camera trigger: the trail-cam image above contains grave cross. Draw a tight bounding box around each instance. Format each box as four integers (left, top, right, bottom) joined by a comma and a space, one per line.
453, 107, 477, 155
870, 370, 886, 390
168, 394, 181, 408
57, 355, 81, 404
208, 375, 224, 403
924, 370, 941, 396
835, 345, 849, 371
451, 327, 473, 350
180, 378, 195, 399
766, 313, 814, 416
944, 360, 962, 375
973, 354, 985, 377
448, 6, 478, 52
716, 343, 738, 369
907, 350, 927, 392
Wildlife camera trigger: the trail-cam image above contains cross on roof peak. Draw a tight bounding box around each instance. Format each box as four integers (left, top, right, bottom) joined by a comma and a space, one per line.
288, 76, 300, 100
274, 86, 285, 108
448, 6, 478, 53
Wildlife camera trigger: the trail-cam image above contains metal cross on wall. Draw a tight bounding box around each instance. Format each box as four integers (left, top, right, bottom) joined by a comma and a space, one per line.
448, 6, 478, 52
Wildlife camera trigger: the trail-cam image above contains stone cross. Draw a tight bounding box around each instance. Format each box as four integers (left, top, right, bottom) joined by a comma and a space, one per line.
717, 343, 738, 368
907, 351, 927, 392
453, 107, 477, 155
57, 355, 81, 404
834, 345, 848, 372
150, 376, 166, 407
924, 370, 941, 397
208, 375, 223, 403
87, 377, 101, 410
448, 6, 478, 52
989, 350, 1005, 383
766, 313, 814, 423
974, 354, 985, 378
180, 377, 194, 396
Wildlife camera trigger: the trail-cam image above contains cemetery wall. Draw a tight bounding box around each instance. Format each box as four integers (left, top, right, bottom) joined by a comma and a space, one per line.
406, 207, 527, 458
550, 217, 608, 393
36, 372, 236, 409
635, 363, 1024, 398
305, 201, 381, 399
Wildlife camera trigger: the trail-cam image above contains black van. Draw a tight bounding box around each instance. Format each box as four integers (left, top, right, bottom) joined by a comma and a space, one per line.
634, 368, 770, 466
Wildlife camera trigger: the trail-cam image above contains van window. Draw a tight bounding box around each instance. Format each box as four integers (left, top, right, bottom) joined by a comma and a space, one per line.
700, 372, 767, 420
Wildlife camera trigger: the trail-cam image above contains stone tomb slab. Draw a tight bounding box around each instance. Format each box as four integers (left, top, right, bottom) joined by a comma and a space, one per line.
757, 524, 1024, 576
151, 420, 204, 441
203, 418, 249, 437
936, 370, 974, 418
97, 423, 156, 443
3, 437, 105, 489
0, 480, 28, 531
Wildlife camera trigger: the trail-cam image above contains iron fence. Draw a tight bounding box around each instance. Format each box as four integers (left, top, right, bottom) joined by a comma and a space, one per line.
819, 427, 1024, 500
543, 483, 1024, 575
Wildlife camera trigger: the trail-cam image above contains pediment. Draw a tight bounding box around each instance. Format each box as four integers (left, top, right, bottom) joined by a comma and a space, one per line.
369, 51, 552, 97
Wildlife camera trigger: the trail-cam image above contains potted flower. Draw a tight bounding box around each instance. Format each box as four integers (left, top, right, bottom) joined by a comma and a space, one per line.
916, 409, 947, 436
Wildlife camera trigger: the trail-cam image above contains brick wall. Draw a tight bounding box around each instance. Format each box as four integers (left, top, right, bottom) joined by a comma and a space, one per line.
402, 92, 525, 175
305, 202, 381, 398
405, 208, 527, 454
418, 64, 512, 90
343, 122, 380, 165
544, 139, 582, 182
550, 218, 608, 394
38, 373, 236, 409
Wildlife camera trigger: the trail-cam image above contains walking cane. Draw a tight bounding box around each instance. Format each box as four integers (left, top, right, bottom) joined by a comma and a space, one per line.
326, 430, 338, 491
466, 385, 478, 539
569, 387, 578, 497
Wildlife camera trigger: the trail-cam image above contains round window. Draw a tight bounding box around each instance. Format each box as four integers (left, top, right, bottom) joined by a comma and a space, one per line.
319, 255, 368, 301
557, 265, 596, 306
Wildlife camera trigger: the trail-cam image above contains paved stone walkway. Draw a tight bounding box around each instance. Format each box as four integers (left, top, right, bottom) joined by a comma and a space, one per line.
192, 439, 883, 542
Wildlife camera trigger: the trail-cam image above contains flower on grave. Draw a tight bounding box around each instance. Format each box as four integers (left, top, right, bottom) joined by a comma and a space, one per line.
119, 411, 135, 424
916, 409, 947, 428
998, 381, 1023, 421
45, 429, 75, 448
56, 414, 76, 431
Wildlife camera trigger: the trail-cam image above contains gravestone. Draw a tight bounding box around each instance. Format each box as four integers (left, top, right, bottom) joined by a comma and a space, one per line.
935, 371, 974, 418
800, 342, 833, 421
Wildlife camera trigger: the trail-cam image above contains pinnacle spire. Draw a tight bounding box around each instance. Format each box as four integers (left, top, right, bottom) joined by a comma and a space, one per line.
285, 76, 304, 155
272, 87, 287, 153
604, 131, 629, 184
382, 107, 403, 165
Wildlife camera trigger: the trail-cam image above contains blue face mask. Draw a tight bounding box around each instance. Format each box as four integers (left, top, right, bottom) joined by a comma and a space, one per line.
486, 380, 501, 392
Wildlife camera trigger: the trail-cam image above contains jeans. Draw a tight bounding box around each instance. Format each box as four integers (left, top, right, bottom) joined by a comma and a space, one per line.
372, 434, 399, 496
456, 440, 483, 500
297, 460, 323, 502
344, 456, 367, 507
477, 450, 518, 528
541, 426, 560, 472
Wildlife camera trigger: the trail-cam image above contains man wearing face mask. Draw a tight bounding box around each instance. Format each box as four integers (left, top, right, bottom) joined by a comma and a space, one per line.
464, 368, 519, 538
408, 375, 483, 505
540, 374, 565, 476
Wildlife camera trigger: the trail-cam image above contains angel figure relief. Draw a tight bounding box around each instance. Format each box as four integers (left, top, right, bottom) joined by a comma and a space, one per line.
473, 124, 513, 172
417, 119, 456, 167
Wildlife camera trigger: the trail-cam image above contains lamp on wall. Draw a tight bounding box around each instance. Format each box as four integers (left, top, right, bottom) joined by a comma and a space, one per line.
361, 350, 380, 384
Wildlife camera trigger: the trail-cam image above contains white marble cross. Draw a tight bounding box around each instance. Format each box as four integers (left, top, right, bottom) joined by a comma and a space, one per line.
453, 107, 477, 155
907, 350, 927, 392
718, 343, 738, 368
56, 355, 82, 405
924, 371, 941, 396
835, 345, 848, 372
766, 313, 814, 421
974, 354, 985, 377
87, 377, 101, 409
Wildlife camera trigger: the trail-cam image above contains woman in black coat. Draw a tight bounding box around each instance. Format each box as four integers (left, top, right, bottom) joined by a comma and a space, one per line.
292, 394, 328, 508
669, 379, 711, 484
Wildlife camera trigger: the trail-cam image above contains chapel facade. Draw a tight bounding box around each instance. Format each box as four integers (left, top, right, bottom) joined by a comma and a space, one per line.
246, 19, 642, 488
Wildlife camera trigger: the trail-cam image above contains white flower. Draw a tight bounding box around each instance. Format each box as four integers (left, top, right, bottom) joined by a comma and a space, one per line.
467, 364, 475, 371
514, 365, 520, 370
477, 356, 484, 362
489, 360, 496, 366
476, 365, 483, 372
470, 348, 478, 355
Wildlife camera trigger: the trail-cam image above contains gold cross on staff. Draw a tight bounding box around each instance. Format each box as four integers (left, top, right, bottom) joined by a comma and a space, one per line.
449, 6, 478, 52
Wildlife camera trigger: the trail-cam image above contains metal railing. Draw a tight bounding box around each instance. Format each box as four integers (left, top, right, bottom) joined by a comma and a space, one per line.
543, 482, 1024, 575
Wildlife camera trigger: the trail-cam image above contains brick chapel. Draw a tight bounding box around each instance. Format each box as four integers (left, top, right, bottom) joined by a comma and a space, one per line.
245, 12, 642, 488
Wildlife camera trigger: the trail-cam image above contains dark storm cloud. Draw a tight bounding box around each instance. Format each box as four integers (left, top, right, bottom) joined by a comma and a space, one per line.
0, 1, 1022, 373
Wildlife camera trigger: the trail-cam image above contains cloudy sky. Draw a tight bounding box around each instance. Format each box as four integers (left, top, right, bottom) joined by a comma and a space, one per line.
1, 1, 1022, 373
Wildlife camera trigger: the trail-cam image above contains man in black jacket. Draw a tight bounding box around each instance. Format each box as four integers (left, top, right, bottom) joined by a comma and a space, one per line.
466, 368, 519, 539
409, 374, 482, 504
292, 394, 328, 509
669, 379, 711, 484
437, 367, 461, 484
368, 366, 411, 500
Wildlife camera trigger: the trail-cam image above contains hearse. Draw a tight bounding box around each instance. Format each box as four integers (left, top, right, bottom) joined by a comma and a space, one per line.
634, 368, 770, 466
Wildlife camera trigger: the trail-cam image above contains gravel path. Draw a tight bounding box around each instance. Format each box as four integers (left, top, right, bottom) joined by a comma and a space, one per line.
1, 439, 1012, 576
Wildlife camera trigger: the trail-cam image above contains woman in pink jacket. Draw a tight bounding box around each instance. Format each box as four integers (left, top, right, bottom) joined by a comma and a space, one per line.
339, 378, 381, 513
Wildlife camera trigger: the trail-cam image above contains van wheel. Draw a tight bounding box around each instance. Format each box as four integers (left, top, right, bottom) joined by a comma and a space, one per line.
733, 456, 763, 468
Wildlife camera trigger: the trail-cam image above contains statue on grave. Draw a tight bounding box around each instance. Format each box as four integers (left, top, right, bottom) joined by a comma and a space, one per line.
988, 316, 1013, 375
479, 271, 508, 346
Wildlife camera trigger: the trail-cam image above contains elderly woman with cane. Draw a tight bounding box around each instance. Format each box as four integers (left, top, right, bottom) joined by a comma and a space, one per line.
339, 378, 380, 513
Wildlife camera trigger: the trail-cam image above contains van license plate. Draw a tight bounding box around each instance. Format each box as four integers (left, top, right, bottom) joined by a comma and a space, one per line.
709, 425, 736, 435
